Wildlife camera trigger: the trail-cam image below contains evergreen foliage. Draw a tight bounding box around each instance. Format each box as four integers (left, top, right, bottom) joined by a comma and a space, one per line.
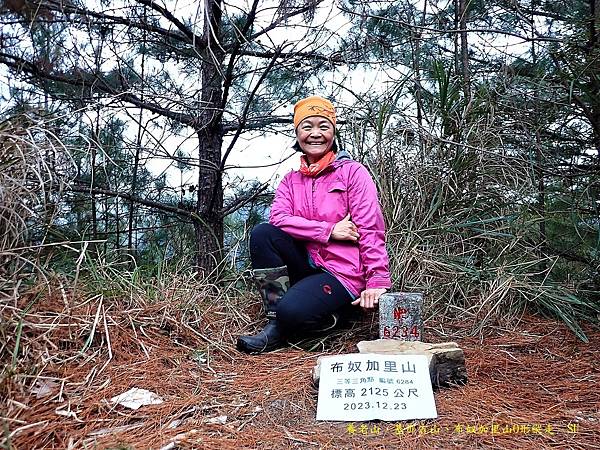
0, 0, 598, 335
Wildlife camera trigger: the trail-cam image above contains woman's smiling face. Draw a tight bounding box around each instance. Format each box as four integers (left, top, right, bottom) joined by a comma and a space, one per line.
296, 116, 335, 163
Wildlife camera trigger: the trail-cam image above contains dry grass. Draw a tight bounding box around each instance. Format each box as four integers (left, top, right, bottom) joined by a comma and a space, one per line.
1, 275, 598, 450
1, 91, 598, 450
344, 92, 599, 341
0, 113, 73, 294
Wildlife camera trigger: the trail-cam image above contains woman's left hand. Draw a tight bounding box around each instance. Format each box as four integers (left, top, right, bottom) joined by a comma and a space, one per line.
352, 288, 388, 309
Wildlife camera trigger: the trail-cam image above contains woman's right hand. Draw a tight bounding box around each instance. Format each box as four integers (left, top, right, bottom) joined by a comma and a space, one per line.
331, 213, 359, 242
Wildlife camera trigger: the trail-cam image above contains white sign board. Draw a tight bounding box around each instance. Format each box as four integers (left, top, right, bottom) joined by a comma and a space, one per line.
316, 354, 437, 421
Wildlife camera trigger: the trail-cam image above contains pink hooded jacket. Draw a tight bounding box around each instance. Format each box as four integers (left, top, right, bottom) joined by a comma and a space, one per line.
269, 151, 392, 298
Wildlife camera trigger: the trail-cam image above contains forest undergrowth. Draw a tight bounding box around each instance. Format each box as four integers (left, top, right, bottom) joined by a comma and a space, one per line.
2, 105, 599, 449
1, 266, 599, 449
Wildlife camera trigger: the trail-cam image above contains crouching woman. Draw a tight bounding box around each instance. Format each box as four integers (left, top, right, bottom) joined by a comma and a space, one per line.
237, 95, 391, 353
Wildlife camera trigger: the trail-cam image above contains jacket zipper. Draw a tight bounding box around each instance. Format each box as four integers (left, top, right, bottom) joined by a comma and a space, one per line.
311, 178, 319, 259
311, 178, 316, 216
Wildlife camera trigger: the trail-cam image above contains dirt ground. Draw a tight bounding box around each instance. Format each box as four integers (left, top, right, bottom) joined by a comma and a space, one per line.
2, 291, 599, 450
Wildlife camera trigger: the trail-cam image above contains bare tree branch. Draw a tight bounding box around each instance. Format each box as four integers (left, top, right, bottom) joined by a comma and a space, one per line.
219, 182, 270, 218
339, 5, 564, 43
0, 52, 202, 128
220, 46, 284, 171
30, 0, 202, 46
134, 0, 205, 48
227, 0, 325, 51
67, 184, 196, 219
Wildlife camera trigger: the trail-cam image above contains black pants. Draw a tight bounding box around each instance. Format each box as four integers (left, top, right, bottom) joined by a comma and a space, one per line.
249, 223, 354, 335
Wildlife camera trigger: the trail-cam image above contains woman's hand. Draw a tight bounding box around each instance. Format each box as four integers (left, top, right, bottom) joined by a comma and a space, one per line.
331, 213, 359, 242
352, 288, 387, 309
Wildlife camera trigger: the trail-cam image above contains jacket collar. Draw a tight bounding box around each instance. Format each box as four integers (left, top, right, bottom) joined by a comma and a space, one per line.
295, 148, 353, 176
332, 148, 352, 165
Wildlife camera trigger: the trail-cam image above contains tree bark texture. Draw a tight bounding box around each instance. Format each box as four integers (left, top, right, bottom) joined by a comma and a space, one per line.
195, 0, 225, 274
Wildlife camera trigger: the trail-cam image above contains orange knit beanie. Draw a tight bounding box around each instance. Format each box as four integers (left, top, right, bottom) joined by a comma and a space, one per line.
293, 96, 336, 129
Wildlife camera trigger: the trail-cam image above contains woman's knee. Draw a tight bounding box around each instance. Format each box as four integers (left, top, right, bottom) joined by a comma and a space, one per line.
250, 223, 279, 248
277, 293, 333, 333
249, 223, 276, 258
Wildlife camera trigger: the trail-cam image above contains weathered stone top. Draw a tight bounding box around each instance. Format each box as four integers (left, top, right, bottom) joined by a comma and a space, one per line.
313, 340, 467, 388
357, 340, 461, 355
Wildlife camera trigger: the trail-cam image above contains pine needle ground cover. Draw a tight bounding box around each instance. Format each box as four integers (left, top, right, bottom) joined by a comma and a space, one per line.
2, 284, 598, 450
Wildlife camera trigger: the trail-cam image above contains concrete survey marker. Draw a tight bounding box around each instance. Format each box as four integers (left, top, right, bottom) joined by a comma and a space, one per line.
315, 354, 437, 422
379, 292, 423, 341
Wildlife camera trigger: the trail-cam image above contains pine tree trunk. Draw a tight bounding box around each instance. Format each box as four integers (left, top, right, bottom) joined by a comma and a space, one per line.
195, 0, 225, 275
195, 127, 224, 274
